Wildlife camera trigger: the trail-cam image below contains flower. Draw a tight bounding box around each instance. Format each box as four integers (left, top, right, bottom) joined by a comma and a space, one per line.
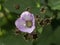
15, 11, 35, 33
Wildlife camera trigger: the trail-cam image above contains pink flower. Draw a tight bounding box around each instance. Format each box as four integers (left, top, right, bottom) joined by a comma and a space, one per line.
15, 11, 35, 33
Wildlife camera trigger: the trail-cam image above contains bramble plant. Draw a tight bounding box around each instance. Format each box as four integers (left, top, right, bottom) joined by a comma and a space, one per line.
0, 0, 60, 45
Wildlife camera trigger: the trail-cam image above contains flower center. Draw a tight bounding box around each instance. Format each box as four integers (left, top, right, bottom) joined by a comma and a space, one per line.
26, 20, 32, 28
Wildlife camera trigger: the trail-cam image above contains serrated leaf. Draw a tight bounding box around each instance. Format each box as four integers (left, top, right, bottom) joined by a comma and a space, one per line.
48, 0, 60, 10
3, 0, 35, 13
3, 0, 41, 15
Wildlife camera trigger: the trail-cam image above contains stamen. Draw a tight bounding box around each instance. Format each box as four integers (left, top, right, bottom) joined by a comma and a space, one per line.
26, 20, 32, 28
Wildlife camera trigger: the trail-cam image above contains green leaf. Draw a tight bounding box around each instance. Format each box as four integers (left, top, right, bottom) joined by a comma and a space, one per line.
3, 0, 41, 15
0, 28, 6, 37
0, 30, 3, 37
0, 30, 33, 45
0, 12, 4, 18
37, 26, 43, 34
3, 0, 35, 13
36, 2, 41, 8
54, 26, 60, 44
0, 4, 2, 10
48, 0, 60, 10
0, 15, 8, 26
35, 24, 53, 45
57, 12, 60, 19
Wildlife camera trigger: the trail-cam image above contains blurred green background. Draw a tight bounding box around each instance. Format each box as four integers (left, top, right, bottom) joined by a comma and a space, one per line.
0, 0, 60, 45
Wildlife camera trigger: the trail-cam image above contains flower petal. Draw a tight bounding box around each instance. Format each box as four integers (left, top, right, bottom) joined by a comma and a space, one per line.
20, 11, 33, 20
15, 11, 35, 33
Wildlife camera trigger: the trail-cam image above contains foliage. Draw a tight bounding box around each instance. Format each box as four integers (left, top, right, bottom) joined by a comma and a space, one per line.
0, 0, 60, 45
